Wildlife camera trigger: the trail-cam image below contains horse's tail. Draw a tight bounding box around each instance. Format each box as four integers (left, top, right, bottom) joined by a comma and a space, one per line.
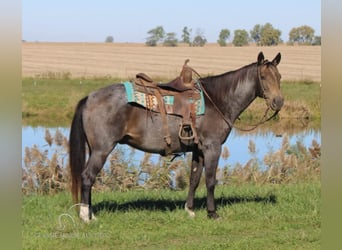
69, 96, 88, 205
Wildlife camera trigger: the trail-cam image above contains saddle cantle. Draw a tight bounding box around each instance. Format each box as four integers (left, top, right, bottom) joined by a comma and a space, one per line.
124, 59, 204, 152
157, 59, 194, 92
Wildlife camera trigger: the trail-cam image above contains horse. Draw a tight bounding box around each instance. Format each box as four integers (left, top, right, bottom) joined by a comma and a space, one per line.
69, 52, 283, 222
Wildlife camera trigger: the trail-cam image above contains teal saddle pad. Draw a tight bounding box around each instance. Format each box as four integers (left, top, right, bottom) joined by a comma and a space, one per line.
123, 81, 205, 115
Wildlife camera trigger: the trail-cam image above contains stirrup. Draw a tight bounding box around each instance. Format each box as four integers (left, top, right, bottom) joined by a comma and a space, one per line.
178, 122, 195, 140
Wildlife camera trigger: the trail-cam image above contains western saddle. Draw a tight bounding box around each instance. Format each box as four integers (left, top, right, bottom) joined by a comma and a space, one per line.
132, 59, 202, 151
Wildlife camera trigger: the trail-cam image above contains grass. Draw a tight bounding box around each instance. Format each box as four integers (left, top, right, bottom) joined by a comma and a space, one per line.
22, 182, 321, 249
281, 80, 321, 119
22, 77, 116, 126
22, 77, 321, 127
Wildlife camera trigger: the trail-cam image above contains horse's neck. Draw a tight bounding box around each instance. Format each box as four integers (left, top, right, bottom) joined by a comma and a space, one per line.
203, 66, 258, 122
229, 79, 258, 121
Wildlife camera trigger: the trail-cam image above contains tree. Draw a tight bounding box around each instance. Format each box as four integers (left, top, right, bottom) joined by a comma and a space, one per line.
217, 29, 230, 46
312, 36, 321, 46
251, 23, 281, 46
192, 35, 207, 46
192, 29, 207, 47
105, 36, 114, 43
259, 23, 282, 46
232, 29, 249, 47
289, 25, 315, 45
145, 26, 165, 46
181, 26, 192, 44
250, 24, 262, 45
163, 32, 178, 47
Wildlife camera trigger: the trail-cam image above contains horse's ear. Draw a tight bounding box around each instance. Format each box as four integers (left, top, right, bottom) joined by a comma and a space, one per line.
272, 53, 281, 66
257, 52, 265, 65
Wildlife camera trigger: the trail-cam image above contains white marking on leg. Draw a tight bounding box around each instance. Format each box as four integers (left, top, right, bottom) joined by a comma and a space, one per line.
185, 202, 196, 217
80, 204, 90, 223
79, 204, 97, 222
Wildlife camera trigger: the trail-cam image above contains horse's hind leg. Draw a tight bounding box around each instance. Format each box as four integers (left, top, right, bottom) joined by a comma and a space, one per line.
80, 145, 116, 222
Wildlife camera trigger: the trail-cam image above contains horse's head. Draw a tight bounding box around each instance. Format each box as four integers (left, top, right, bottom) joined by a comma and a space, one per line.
257, 52, 284, 112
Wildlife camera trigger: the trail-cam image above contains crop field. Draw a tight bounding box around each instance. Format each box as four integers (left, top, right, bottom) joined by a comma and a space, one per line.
22, 43, 321, 82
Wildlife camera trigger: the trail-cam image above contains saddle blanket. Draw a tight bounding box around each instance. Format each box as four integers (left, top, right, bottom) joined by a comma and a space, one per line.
123, 81, 205, 115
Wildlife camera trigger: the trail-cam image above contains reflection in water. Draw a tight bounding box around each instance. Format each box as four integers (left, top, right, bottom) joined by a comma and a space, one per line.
22, 123, 321, 168
234, 117, 320, 137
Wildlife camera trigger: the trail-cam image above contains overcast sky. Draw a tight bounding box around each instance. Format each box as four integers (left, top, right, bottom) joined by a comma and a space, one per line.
22, 0, 321, 43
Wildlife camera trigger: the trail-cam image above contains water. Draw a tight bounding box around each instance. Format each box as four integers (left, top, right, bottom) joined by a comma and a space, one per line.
22, 126, 321, 169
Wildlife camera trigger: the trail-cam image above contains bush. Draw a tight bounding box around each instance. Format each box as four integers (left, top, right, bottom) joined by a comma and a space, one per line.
105, 36, 114, 43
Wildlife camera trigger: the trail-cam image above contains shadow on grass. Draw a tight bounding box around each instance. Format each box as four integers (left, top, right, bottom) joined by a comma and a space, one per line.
93, 194, 277, 214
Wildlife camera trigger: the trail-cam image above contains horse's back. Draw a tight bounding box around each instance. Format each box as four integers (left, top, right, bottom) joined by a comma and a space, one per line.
86, 83, 126, 106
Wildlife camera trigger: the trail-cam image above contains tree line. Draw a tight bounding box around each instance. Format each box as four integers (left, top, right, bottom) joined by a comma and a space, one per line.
106, 23, 320, 47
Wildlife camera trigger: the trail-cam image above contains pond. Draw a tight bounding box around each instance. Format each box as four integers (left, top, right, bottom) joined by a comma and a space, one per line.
22, 125, 321, 169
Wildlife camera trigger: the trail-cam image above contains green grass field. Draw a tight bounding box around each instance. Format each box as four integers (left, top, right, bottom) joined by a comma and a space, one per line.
22, 77, 321, 127
22, 182, 320, 249
22, 77, 118, 126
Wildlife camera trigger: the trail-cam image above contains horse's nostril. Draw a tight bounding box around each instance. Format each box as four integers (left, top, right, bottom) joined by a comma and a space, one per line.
272, 96, 284, 110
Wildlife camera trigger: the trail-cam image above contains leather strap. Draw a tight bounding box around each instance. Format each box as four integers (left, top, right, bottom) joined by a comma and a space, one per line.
154, 90, 172, 147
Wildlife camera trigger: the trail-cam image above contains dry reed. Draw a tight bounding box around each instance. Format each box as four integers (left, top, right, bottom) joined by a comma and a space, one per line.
22, 129, 320, 195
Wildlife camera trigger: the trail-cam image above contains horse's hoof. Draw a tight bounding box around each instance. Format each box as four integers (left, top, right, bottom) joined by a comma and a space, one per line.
184, 202, 196, 218
90, 214, 97, 221
207, 211, 220, 220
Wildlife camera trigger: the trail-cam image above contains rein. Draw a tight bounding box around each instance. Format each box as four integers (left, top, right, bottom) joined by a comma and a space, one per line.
189, 64, 279, 132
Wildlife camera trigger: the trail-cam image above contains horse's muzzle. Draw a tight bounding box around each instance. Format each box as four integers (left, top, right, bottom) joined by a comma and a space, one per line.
271, 96, 284, 111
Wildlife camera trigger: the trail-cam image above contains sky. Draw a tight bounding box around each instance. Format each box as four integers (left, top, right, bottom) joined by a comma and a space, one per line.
22, 0, 321, 43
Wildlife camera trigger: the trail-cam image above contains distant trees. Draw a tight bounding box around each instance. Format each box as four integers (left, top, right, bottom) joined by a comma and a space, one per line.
312, 36, 321, 46
192, 29, 207, 47
192, 35, 207, 47
232, 29, 249, 47
250, 24, 262, 45
289, 25, 315, 45
145, 26, 165, 46
145, 26, 207, 47
250, 23, 282, 46
105, 36, 114, 43
181, 26, 192, 45
144, 24, 319, 47
217, 29, 230, 46
163, 32, 178, 47
260, 23, 282, 46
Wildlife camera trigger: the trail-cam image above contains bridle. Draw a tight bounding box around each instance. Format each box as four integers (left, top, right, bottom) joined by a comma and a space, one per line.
190, 63, 279, 132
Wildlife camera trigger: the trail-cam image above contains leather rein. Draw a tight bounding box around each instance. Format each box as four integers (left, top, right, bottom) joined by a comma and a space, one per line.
190, 64, 279, 132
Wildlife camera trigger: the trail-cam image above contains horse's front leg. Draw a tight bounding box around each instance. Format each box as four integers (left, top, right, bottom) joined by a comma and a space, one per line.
203, 142, 221, 219
185, 148, 204, 217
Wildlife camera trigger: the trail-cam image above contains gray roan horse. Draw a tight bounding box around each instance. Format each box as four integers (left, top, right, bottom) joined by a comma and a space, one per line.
69, 52, 283, 222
